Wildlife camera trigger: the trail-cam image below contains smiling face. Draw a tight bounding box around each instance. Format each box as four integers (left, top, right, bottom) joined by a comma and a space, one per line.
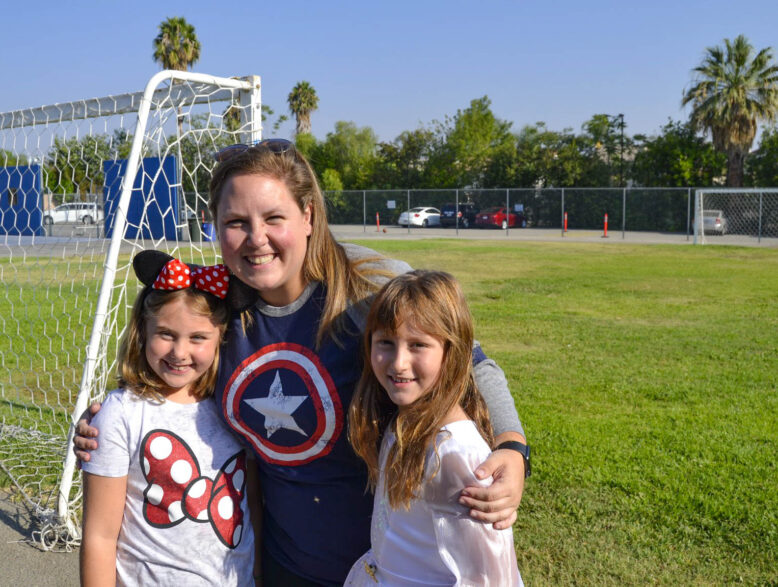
370, 321, 446, 410
217, 173, 312, 307
144, 296, 222, 402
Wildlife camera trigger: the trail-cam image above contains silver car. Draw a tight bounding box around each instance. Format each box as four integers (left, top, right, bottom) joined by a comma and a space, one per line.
397, 207, 441, 228
43, 202, 104, 225
702, 209, 728, 235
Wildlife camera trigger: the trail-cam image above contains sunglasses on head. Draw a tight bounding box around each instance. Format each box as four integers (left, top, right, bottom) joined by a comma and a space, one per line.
214, 138, 294, 162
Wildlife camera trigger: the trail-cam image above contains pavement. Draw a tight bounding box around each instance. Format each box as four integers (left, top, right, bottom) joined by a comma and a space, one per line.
331, 224, 778, 247
0, 494, 79, 586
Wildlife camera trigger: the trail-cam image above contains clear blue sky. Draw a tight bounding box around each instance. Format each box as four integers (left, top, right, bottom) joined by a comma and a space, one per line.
2, 0, 777, 143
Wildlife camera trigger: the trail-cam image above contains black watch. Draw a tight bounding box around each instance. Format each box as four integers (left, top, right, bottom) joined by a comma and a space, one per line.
496, 440, 531, 478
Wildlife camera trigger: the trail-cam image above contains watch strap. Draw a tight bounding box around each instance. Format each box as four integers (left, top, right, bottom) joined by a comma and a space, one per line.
496, 440, 531, 478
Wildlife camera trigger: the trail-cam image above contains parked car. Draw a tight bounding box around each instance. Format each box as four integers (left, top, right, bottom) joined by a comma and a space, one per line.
701, 209, 728, 235
43, 202, 103, 225
440, 202, 480, 228
397, 207, 441, 227
475, 206, 525, 229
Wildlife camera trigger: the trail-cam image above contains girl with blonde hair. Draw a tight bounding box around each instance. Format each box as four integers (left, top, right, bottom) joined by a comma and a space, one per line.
80, 251, 257, 586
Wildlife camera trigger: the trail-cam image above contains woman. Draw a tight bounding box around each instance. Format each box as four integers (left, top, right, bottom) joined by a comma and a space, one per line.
76, 139, 528, 586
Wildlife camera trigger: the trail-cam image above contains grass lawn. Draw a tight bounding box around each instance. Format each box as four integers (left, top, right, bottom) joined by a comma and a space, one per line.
351, 239, 778, 585
1, 239, 776, 584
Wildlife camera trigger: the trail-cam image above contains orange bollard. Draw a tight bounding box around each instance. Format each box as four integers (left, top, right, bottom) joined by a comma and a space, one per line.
564, 211, 568, 233
602, 213, 609, 238
376, 211, 380, 232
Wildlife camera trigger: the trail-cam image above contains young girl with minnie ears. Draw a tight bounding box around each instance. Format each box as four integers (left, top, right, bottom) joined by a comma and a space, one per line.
79, 250, 258, 586
347, 270, 524, 586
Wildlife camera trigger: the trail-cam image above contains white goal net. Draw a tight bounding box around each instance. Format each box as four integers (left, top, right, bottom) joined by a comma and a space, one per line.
0, 71, 260, 549
694, 188, 778, 244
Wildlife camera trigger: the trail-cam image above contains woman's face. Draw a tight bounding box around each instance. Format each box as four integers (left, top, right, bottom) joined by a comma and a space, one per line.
217, 173, 312, 306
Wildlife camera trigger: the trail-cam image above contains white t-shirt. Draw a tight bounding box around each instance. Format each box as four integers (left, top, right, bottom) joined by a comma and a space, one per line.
81, 389, 254, 586
345, 420, 523, 586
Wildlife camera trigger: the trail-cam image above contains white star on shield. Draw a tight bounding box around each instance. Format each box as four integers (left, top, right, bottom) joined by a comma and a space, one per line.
244, 370, 308, 437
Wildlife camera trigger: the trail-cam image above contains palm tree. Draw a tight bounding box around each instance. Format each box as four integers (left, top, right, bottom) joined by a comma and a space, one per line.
152, 17, 201, 135
287, 81, 319, 136
682, 35, 778, 186
153, 17, 201, 226
152, 17, 201, 73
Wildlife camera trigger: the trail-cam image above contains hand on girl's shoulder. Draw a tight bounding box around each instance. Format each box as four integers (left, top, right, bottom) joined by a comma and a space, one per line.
423, 422, 493, 508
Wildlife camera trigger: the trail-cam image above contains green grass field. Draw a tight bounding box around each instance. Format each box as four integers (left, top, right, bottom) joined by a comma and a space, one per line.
1, 239, 776, 583
351, 239, 778, 585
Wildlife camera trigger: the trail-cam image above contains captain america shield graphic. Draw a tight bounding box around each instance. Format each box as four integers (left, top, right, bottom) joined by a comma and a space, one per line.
222, 342, 343, 465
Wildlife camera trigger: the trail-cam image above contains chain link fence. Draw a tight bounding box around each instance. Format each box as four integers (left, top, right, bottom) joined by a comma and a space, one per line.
695, 189, 778, 243
326, 187, 695, 236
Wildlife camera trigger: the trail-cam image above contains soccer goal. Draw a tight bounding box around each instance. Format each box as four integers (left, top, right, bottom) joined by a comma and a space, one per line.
694, 188, 778, 244
0, 70, 261, 549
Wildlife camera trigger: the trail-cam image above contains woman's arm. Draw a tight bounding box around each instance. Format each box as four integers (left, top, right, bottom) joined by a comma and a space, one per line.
80, 473, 127, 587
246, 457, 263, 586
73, 402, 102, 462
466, 349, 527, 529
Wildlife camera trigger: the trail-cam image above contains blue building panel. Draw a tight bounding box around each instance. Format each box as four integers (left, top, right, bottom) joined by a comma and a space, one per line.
103, 156, 178, 240
0, 165, 44, 236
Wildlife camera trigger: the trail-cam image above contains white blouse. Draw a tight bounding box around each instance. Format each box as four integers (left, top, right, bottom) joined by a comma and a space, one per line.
346, 420, 523, 586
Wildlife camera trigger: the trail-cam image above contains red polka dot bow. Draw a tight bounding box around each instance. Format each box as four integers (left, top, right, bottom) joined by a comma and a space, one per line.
152, 258, 230, 299
141, 430, 247, 548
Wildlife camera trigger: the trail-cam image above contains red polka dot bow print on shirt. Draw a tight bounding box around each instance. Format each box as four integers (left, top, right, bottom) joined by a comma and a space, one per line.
152, 259, 230, 299
140, 429, 248, 549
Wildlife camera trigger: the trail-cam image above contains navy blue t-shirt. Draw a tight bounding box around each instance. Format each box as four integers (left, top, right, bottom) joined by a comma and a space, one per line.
215, 283, 371, 585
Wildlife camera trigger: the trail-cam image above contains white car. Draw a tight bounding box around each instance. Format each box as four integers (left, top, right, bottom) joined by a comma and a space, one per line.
43, 202, 104, 225
701, 209, 728, 235
397, 207, 441, 228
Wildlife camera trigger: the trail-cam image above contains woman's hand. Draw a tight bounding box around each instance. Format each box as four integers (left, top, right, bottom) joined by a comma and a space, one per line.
73, 402, 102, 463
459, 433, 526, 530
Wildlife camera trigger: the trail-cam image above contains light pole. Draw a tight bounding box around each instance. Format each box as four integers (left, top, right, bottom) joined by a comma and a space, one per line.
610, 113, 625, 187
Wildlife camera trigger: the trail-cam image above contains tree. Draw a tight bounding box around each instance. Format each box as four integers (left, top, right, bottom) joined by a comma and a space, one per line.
223, 102, 287, 135
153, 17, 201, 139
373, 128, 435, 189
425, 96, 513, 188
44, 132, 132, 196
287, 81, 319, 136
682, 34, 778, 187
745, 125, 778, 186
152, 17, 201, 72
631, 120, 725, 187
316, 121, 378, 189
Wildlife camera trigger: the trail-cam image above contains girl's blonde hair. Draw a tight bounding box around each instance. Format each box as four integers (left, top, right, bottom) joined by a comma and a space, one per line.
348, 270, 493, 509
117, 287, 229, 401
209, 145, 388, 346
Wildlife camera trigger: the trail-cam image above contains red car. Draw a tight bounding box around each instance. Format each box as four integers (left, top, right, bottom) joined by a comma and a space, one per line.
475, 207, 525, 229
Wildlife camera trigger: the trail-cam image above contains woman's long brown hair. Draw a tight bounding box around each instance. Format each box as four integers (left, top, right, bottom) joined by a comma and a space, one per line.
348, 270, 493, 509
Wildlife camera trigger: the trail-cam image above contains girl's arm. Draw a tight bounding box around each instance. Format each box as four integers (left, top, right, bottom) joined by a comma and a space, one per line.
80, 472, 127, 587
425, 448, 522, 586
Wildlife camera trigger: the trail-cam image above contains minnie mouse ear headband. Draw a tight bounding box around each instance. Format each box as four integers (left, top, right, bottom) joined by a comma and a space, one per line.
133, 250, 259, 311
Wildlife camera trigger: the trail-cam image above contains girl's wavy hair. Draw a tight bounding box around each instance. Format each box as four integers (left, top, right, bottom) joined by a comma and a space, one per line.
348, 270, 493, 509
117, 287, 229, 401
209, 145, 389, 347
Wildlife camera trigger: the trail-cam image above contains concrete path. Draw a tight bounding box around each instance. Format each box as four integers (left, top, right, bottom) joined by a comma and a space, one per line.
0, 494, 79, 586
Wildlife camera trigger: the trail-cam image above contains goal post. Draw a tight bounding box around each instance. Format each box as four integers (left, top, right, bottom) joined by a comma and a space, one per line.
0, 70, 261, 549
694, 188, 778, 244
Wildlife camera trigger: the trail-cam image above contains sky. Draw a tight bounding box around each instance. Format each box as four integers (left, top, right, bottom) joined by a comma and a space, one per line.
2, 0, 778, 144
